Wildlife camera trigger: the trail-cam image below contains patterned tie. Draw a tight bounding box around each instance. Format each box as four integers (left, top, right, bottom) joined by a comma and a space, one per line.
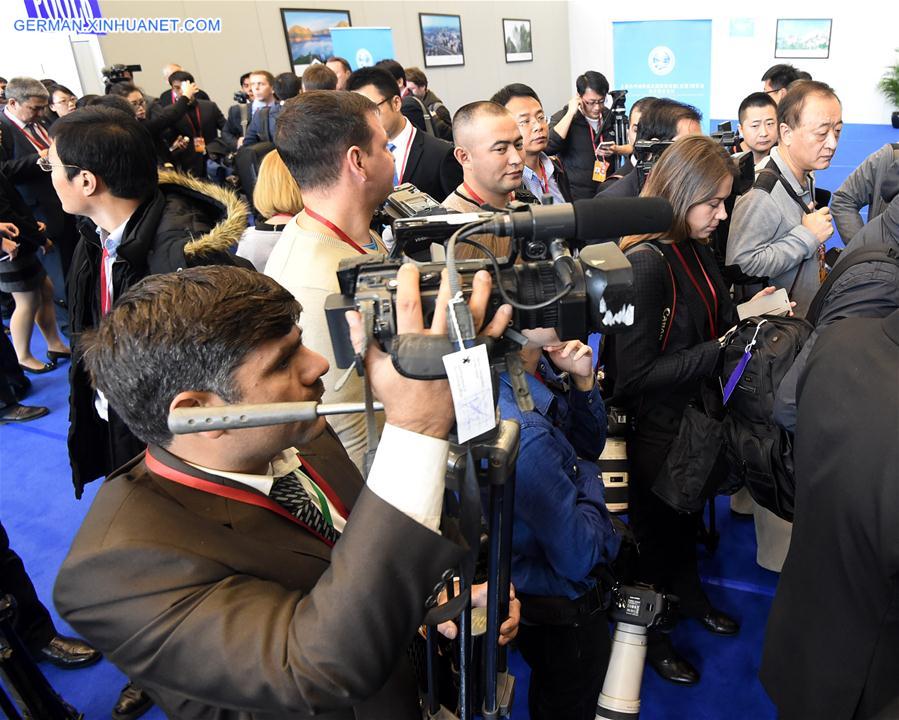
25, 122, 49, 151
269, 470, 341, 545
387, 142, 399, 186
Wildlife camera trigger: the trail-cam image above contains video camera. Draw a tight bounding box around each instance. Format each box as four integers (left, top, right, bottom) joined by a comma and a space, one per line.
325, 194, 673, 380
633, 139, 675, 190
101, 63, 141, 91
711, 121, 742, 153
233, 90, 250, 104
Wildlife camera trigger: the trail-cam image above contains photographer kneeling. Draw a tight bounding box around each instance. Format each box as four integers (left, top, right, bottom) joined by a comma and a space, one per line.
54, 263, 514, 719
500, 328, 619, 720
608, 136, 778, 684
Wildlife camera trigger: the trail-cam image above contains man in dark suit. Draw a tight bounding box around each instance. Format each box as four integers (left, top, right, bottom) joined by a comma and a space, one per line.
348, 67, 461, 201
0, 77, 78, 310
160, 71, 226, 178
760, 309, 899, 720
54, 263, 514, 720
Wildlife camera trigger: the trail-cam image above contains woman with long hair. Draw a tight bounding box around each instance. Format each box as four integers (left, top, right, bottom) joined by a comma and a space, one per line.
612, 135, 777, 684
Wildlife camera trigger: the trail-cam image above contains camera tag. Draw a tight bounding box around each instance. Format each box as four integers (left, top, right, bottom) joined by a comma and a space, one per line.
442, 343, 496, 443
592, 160, 608, 183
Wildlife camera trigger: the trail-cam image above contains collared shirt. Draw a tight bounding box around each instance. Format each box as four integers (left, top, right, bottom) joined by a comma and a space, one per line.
497, 359, 619, 599
522, 153, 566, 205
389, 118, 415, 185
768, 145, 814, 206
3, 106, 50, 150
187, 425, 447, 534
251, 98, 276, 113
187, 448, 348, 533
92, 217, 131, 421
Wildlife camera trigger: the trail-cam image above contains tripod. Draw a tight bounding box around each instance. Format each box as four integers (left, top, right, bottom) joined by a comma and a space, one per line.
422, 419, 520, 720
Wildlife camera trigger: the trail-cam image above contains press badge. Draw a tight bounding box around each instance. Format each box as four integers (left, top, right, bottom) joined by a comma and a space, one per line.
442, 343, 496, 443
592, 160, 608, 183
193, 136, 206, 154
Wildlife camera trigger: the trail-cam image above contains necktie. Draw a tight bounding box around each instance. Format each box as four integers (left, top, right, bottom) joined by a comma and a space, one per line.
25, 123, 49, 151
269, 470, 341, 545
99, 245, 112, 315
387, 142, 399, 186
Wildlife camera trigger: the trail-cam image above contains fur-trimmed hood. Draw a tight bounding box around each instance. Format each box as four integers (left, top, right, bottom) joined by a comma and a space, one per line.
156, 169, 248, 259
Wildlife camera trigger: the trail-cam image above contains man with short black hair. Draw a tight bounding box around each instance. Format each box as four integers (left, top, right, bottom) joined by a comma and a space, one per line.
404, 66, 452, 140
491, 83, 571, 203
762, 64, 801, 104
157, 66, 209, 105
737, 91, 779, 166
374, 59, 428, 134
347, 66, 460, 202
547, 71, 613, 200
325, 56, 352, 90
302, 64, 338, 92
222, 72, 255, 149
728, 81, 842, 316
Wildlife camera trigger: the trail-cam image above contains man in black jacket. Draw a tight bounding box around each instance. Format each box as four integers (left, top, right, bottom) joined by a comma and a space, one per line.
347, 67, 461, 201
547, 71, 613, 200
48, 105, 249, 720
161, 71, 226, 178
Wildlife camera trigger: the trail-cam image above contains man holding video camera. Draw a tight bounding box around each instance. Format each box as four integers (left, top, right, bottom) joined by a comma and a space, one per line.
54, 262, 513, 720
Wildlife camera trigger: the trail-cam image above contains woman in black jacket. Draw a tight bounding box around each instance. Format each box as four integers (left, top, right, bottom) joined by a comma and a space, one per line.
612, 135, 775, 684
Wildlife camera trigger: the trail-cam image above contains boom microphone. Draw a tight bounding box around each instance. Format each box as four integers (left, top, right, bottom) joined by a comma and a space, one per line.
487, 196, 673, 244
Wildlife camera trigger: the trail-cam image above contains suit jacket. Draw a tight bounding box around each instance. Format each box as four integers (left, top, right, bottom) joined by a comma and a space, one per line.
761, 310, 899, 720
54, 428, 466, 719
0, 111, 78, 270
168, 99, 226, 177
401, 130, 462, 202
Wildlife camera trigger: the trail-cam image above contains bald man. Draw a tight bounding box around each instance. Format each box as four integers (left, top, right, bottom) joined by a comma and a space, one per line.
439, 101, 529, 259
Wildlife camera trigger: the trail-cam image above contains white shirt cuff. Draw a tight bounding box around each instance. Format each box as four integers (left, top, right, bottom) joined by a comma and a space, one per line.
366, 424, 448, 534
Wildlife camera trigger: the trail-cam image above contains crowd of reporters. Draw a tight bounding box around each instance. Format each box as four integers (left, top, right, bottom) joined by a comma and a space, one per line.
0, 55, 896, 720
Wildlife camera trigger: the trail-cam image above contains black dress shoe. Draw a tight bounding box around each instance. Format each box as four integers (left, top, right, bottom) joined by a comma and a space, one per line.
47, 349, 72, 363
35, 634, 102, 669
0, 403, 49, 422
19, 362, 56, 374
113, 682, 154, 720
648, 652, 700, 685
699, 608, 740, 635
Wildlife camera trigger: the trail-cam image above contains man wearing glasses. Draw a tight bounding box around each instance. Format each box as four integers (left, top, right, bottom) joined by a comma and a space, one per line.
547, 71, 614, 201
0, 76, 79, 318
492, 83, 571, 204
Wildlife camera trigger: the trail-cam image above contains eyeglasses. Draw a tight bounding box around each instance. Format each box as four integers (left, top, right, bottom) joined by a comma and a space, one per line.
375, 97, 392, 109
36, 157, 81, 173
517, 114, 547, 128
53, 97, 77, 107
581, 98, 606, 107
22, 103, 48, 113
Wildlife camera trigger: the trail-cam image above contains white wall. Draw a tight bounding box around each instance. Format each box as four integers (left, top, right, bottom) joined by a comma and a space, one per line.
567, 1, 897, 125
82, 0, 571, 115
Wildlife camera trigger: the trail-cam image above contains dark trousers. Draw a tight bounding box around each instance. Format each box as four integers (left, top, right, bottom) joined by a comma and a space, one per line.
0, 330, 29, 408
626, 418, 711, 619
0, 523, 56, 652
516, 613, 611, 720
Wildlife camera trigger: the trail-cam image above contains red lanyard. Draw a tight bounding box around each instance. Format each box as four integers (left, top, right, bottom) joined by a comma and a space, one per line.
184, 105, 202, 136
462, 182, 513, 207
670, 243, 718, 338
99, 246, 112, 315
397, 127, 416, 182
145, 449, 348, 547
303, 208, 369, 254
587, 123, 604, 160
11, 119, 49, 151
535, 163, 550, 194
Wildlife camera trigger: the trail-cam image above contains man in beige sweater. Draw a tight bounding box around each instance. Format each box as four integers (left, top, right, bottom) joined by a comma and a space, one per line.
265, 91, 391, 471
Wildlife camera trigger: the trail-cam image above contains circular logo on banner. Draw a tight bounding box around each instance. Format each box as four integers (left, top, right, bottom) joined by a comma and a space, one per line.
648, 46, 675, 76
356, 48, 374, 68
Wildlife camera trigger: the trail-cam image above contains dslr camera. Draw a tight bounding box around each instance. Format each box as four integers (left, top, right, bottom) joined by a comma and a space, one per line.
102, 63, 141, 91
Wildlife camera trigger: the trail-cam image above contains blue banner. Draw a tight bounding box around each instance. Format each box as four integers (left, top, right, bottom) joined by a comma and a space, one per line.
330, 27, 396, 70
612, 20, 712, 131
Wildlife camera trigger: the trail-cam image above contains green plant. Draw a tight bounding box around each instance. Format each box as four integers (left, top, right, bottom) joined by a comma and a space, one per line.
878, 50, 899, 107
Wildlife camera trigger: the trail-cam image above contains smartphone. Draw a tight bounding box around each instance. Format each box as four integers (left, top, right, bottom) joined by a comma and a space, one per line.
598, 141, 616, 149
737, 288, 791, 320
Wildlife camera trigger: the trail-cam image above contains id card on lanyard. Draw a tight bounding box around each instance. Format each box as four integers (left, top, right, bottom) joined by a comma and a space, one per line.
588, 123, 608, 183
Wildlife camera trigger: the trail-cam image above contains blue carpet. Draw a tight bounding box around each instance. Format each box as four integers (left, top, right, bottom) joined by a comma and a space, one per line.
1, 121, 895, 718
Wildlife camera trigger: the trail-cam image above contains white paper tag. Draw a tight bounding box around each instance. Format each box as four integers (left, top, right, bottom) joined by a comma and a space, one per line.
441, 343, 496, 443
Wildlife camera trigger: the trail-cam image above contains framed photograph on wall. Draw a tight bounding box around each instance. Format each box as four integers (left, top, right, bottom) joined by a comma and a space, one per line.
774, 18, 832, 59
503, 19, 532, 63
280, 8, 351, 74
419, 13, 464, 67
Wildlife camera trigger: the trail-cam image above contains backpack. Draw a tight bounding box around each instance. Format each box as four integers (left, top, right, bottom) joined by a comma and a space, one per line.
720, 315, 813, 520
